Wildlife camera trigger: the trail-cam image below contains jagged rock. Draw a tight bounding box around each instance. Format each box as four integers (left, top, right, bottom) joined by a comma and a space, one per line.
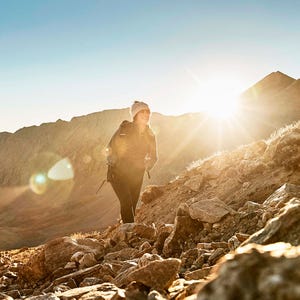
79, 277, 103, 287
184, 267, 212, 280
137, 253, 163, 268
20, 237, 105, 283
141, 185, 164, 204
64, 262, 77, 270
243, 197, 300, 246
4, 290, 21, 298
0, 293, 14, 300
42, 264, 115, 293
124, 282, 149, 300
208, 248, 226, 265
147, 289, 168, 299
235, 233, 250, 242
56, 283, 121, 300
104, 248, 140, 262
152, 224, 173, 254
111, 223, 156, 244
25, 294, 60, 300
184, 175, 204, 191
263, 183, 300, 208
112, 265, 138, 288
78, 253, 98, 269
228, 235, 241, 251
197, 243, 300, 300
163, 214, 202, 257
167, 278, 205, 299
180, 249, 200, 270
197, 243, 212, 250
238, 159, 267, 178
189, 198, 233, 224
128, 258, 181, 290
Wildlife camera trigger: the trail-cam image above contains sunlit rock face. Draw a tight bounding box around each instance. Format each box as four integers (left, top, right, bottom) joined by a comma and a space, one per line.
197, 243, 300, 300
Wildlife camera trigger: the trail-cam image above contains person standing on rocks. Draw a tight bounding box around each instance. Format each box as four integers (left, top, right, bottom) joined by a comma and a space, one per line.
106, 101, 158, 223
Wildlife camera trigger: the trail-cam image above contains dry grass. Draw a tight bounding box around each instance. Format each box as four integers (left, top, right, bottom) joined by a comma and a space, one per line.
267, 120, 300, 144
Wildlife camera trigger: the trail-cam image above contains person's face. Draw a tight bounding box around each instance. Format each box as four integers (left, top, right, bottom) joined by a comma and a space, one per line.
135, 109, 151, 125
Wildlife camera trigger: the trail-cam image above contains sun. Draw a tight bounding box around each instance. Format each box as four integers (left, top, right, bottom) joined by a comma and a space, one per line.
188, 70, 245, 120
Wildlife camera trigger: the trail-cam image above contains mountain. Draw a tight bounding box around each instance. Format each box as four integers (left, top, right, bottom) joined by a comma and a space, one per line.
238, 71, 300, 140
0, 71, 299, 250
0, 120, 299, 299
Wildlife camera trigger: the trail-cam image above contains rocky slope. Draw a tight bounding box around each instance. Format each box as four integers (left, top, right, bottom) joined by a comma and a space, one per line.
0, 120, 299, 299
0, 71, 299, 250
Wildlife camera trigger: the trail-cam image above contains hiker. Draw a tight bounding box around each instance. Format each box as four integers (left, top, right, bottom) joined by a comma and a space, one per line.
106, 101, 158, 223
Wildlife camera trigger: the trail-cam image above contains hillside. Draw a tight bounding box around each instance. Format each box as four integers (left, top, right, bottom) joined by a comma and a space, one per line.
0, 121, 299, 299
0, 71, 299, 250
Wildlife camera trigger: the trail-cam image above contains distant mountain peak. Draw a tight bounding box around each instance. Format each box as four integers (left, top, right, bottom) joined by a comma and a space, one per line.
241, 71, 296, 101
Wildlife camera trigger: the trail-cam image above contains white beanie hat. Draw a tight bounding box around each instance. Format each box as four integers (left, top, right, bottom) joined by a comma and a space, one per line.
130, 101, 150, 119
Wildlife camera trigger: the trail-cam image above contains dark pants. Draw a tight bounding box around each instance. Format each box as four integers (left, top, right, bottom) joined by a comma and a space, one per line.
110, 168, 144, 223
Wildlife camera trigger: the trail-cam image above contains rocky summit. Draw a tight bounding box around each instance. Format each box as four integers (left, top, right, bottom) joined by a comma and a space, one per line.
0, 121, 299, 299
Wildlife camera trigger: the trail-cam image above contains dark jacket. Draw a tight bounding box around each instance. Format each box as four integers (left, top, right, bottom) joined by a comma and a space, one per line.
106, 120, 158, 175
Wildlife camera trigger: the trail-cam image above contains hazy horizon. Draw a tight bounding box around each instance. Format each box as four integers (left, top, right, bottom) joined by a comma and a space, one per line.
1, 0, 300, 133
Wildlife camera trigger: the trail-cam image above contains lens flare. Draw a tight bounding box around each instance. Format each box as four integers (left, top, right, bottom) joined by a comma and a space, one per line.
29, 173, 48, 195
48, 158, 74, 180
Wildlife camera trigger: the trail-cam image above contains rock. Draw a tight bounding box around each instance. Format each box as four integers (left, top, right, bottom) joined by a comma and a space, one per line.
184, 175, 204, 191
263, 183, 300, 208
141, 185, 164, 204
104, 248, 141, 262
243, 197, 300, 246
208, 248, 226, 265
56, 283, 121, 300
64, 261, 77, 270
113, 265, 138, 288
128, 258, 181, 290
112, 223, 156, 244
78, 253, 98, 269
235, 233, 250, 242
189, 198, 234, 224
180, 249, 200, 270
137, 253, 163, 268
228, 235, 240, 251
243, 201, 261, 212
0, 293, 14, 300
238, 159, 267, 178
184, 267, 212, 280
211, 242, 228, 249
25, 294, 60, 300
124, 282, 149, 300
153, 224, 174, 254
263, 129, 300, 169
197, 243, 300, 300
197, 243, 212, 250
20, 236, 104, 283
4, 290, 21, 298
79, 277, 103, 287
163, 215, 202, 257
147, 290, 168, 299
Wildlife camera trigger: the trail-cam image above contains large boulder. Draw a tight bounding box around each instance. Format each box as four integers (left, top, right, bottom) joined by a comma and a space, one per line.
197, 243, 300, 300
163, 204, 202, 257
19, 237, 105, 284
188, 197, 234, 224
128, 258, 181, 290
243, 197, 300, 246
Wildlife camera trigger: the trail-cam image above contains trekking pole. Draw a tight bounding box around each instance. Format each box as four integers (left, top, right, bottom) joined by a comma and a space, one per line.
96, 179, 107, 194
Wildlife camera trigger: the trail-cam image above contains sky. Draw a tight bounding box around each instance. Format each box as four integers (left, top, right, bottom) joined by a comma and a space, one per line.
1, 0, 300, 133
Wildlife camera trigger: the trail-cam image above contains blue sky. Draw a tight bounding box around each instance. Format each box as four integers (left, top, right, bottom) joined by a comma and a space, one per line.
1, 0, 300, 132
